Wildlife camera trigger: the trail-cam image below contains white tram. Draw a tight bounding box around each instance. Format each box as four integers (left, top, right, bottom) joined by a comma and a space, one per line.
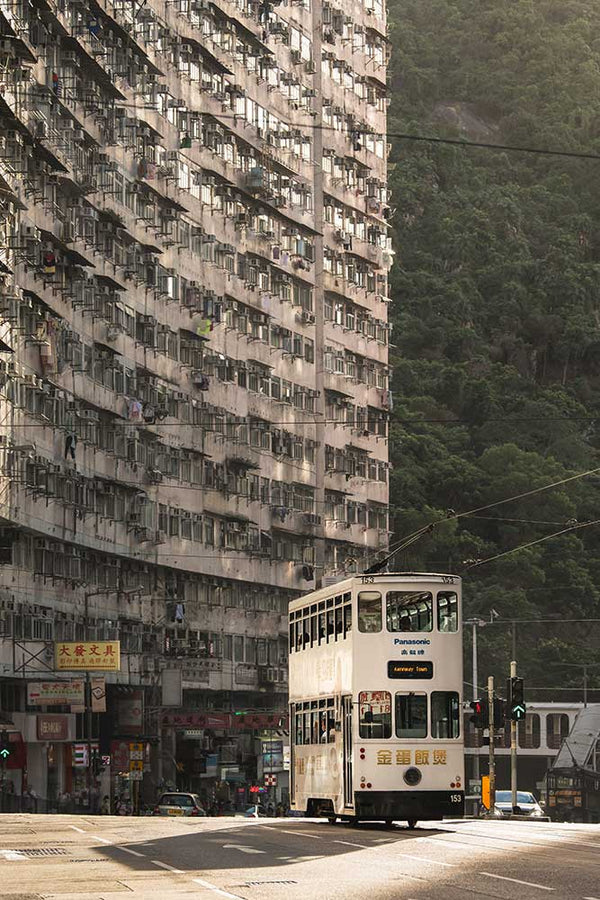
289, 573, 465, 826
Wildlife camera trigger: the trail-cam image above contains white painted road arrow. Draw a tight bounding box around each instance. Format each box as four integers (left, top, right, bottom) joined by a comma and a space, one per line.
0, 849, 27, 860
223, 844, 266, 855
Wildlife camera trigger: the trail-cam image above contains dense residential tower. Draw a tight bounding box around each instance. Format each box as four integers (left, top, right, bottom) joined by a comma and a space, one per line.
0, 0, 390, 807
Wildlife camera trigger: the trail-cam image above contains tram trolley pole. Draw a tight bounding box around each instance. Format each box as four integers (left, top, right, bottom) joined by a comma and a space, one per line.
487, 676, 495, 815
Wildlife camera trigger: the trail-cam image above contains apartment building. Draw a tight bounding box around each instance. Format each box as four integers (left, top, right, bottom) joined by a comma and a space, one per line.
0, 0, 391, 809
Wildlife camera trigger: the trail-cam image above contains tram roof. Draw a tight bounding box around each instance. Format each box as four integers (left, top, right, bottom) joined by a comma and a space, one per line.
290, 572, 461, 609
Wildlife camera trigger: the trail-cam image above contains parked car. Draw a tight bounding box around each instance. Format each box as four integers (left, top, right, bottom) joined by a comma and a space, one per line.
153, 792, 207, 817
491, 791, 544, 818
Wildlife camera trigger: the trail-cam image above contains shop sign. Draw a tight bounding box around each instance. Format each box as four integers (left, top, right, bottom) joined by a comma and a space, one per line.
55, 642, 121, 671
183, 730, 204, 739
37, 715, 69, 741
91, 676, 106, 713
72, 743, 88, 767
129, 742, 144, 761
118, 692, 143, 729
28, 680, 84, 707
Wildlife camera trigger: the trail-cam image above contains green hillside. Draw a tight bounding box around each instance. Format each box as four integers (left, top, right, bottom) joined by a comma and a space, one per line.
386, 0, 600, 697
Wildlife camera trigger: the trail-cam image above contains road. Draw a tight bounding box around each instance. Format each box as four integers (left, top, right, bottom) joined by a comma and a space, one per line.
0, 813, 599, 900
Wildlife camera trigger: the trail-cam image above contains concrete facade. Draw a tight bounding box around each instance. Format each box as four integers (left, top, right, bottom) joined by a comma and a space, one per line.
0, 0, 390, 809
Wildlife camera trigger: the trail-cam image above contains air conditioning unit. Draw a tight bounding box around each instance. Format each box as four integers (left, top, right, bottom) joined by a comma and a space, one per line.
145, 468, 163, 484
304, 513, 321, 526
152, 530, 166, 544
166, 150, 179, 162
290, 49, 302, 64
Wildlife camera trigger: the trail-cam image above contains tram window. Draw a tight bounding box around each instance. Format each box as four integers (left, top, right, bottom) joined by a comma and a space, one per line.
302, 618, 310, 648
310, 614, 318, 646
289, 622, 294, 653
358, 592, 382, 633
395, 693, 428, 738
318, 610, 327, 644
431, 691, 460, 738
386, 591, 433, 633
326, 608, 335, 638
518, 713, 540, 749
295, 621, 303, 652
359, 690, 392, 738
334, 607, 343, 639
303, 711, 311, 744
343, 603, 352, 636
437, 592, 458, 632
295, 712, 304, 746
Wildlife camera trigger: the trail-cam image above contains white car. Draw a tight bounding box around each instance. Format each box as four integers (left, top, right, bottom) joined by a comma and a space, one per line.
492, 791, 544, 818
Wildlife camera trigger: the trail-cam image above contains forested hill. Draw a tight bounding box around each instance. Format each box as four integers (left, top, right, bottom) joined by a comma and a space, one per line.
386, 0, 600, 696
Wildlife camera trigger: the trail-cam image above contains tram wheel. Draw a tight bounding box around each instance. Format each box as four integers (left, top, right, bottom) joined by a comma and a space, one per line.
328, 817, 337, 825
385, 819, 393, 828
407, 818, 418, 830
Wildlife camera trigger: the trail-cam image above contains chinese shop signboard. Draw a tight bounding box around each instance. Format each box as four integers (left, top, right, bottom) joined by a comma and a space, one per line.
55, 642, 121, 672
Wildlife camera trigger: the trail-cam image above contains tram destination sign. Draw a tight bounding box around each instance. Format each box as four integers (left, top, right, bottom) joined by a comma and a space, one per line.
387, 661, 433, 679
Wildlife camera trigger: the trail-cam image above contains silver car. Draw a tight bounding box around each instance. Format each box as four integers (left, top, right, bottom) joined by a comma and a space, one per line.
153, 792, 207, 817
493, 790, 544, 818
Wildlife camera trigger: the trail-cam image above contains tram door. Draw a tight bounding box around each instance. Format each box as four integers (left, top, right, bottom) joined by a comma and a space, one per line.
342, 694, 353, 806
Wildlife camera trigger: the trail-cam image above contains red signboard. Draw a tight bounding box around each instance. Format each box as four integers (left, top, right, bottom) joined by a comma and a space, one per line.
162, 712, 287, 730
37, 715, 69, 741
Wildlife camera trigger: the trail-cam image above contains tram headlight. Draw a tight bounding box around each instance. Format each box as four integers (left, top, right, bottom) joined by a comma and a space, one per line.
403, 767, 422, 787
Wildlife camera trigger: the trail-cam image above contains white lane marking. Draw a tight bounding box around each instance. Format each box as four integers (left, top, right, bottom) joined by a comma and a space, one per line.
91, 835, 112, 844
0, 849, 28, 861
223, 843, 266, 855
193, 877, 244, 899
277, 829, 321, 839
480, 872, 555, 891
69, 825, 86, 834
583, 897, 600, 899
396, 852, 456, 867
119, 846, 145, 858
151, 859, 184, 872
333, 840, 369, 848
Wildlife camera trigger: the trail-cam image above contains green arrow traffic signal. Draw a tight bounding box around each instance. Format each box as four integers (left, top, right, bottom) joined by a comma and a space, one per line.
0, 748, 9, 759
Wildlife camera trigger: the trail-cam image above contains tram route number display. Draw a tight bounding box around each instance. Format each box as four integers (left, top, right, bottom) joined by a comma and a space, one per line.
387, 660, 434, 679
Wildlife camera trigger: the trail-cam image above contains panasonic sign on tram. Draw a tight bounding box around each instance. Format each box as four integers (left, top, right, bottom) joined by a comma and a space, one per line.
288, 573, 465, 826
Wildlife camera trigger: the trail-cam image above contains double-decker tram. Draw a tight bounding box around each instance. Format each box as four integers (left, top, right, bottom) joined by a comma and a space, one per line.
289, 573, 465, 826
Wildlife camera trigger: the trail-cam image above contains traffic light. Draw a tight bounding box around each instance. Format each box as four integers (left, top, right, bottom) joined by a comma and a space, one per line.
0, 730, 10, 761
493, 696, 507, 729
469, 698, 489, 729
509, 676, 526, 721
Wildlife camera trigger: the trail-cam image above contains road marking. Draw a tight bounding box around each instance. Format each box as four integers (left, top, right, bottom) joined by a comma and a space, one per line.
151, 859, 184, 872
333, 840, 369, 848
68, 825, 86, 834
396, 853, 456, 867
193, 877, 244, 899
278, 830, 321, 839
583, 897, 600, 899
91, 835, 112, 844
223, 843, 266, 854
0, 849, 28, 861
119, 846, 145, 858
480, 872, 555, 891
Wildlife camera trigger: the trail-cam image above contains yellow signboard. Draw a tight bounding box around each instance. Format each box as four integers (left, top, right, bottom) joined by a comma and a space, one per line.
481, 775, 490, 810
129, 759, 144, 772
55, 641, 121, 672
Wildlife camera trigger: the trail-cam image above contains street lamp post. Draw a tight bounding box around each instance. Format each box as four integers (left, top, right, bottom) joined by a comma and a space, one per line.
464, 618, 487, 790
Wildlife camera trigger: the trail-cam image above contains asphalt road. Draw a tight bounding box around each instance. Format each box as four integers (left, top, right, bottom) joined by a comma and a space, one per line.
0, 813, 599, 900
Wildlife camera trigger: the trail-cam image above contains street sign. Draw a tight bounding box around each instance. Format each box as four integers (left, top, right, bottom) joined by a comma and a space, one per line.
481, 775, 490, 810
101, 755, 111, 767
129, 759, 143, 772
264, 773, 277, 787
129, 770, 143, 781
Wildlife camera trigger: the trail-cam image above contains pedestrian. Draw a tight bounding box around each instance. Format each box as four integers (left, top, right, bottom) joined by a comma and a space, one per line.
101, 795, 110, 815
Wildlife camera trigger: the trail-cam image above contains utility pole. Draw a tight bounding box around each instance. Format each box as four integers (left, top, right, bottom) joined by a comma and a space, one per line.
510, 660, 518, 812
487, 676, 495, 814
472, 622, 479, 784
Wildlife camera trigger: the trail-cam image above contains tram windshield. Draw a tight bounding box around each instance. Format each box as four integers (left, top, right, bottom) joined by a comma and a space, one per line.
359, 690, 392, 738
386, 591, 433, 632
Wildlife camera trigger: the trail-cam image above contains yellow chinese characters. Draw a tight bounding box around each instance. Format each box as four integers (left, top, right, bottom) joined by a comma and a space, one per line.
395, 750, 411, 765
415, 750, 430, 765
433, 750, 447, 765
376, 749, 393, 765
